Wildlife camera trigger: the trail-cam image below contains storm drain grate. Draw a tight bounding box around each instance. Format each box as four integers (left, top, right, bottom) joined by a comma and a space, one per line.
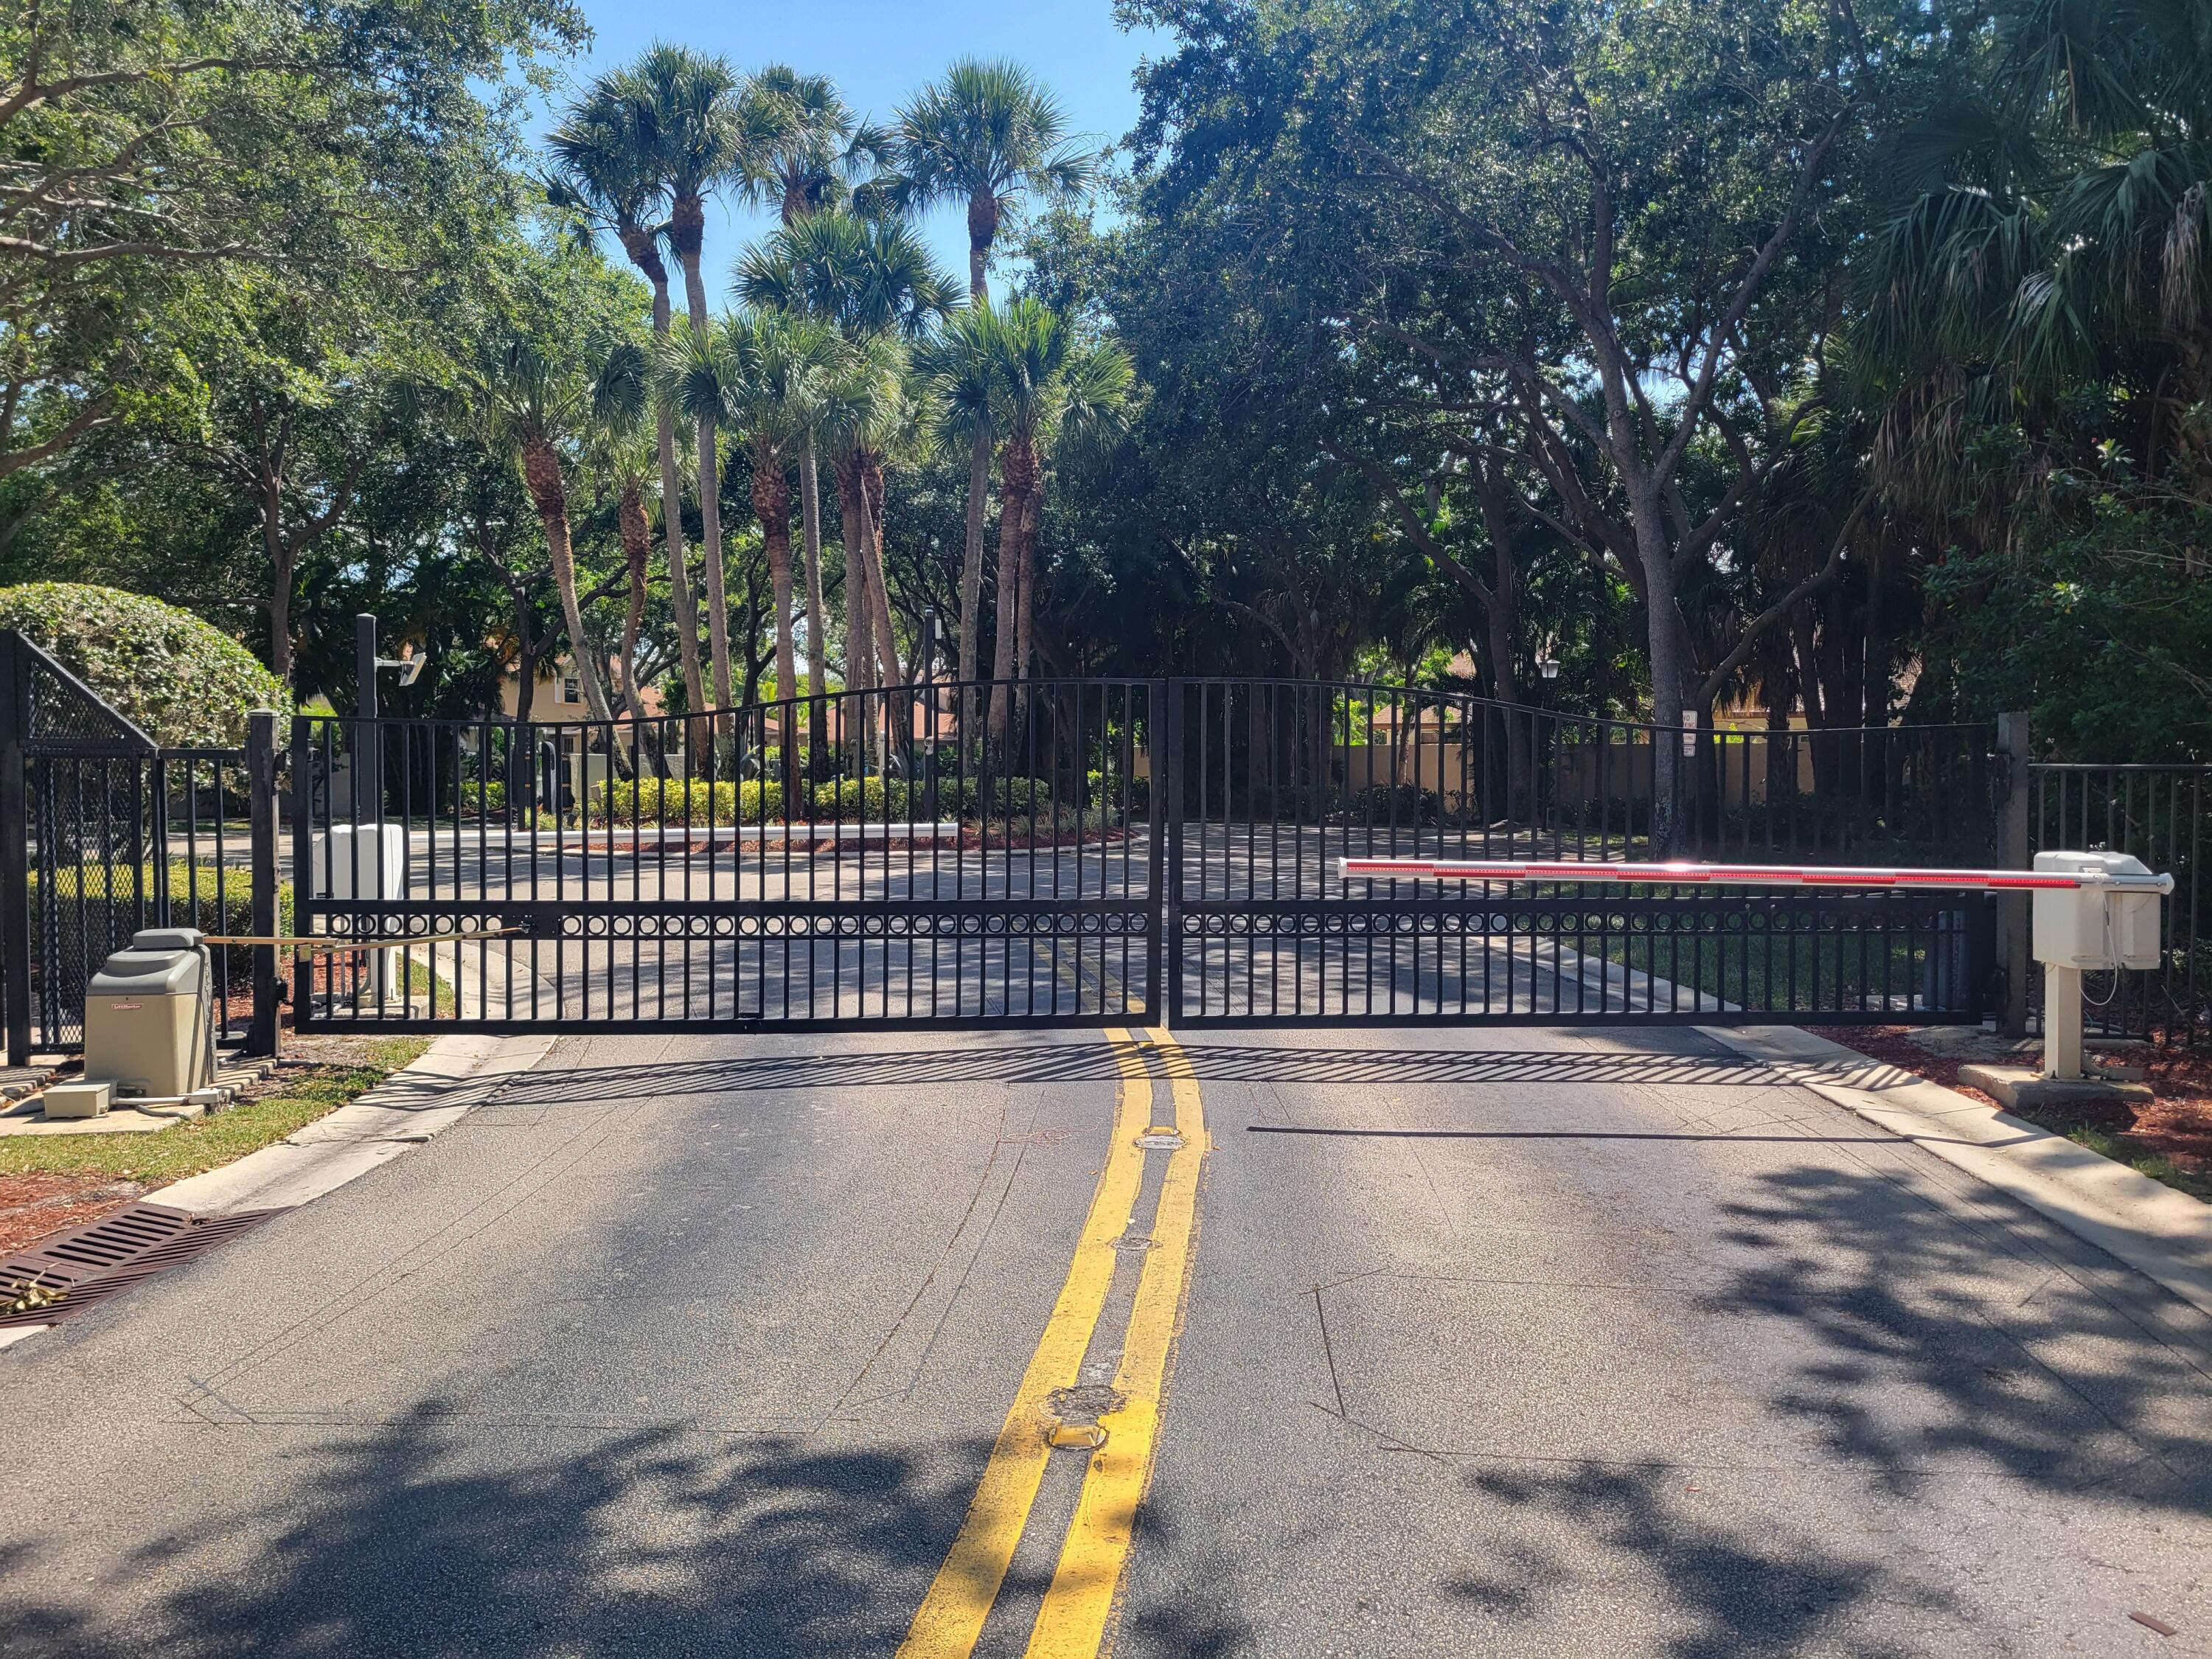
1, 1203, 285, 1326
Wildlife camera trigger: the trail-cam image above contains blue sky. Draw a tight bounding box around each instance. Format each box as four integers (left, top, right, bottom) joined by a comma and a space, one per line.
530, 1, 1175, 304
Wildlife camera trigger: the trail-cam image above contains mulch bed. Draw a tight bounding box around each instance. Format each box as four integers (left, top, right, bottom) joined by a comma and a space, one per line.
1808, 1023, 2212, 1180
0, 1174, 147, 1258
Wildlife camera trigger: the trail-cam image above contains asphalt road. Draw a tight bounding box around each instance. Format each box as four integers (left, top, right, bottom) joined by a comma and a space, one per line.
4, 1021, 2211, 1656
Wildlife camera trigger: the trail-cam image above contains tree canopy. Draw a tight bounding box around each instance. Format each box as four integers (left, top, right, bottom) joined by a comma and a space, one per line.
7, 0, 2210, 763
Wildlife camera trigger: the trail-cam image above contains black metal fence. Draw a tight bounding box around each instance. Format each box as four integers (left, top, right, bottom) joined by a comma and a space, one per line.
0, 636, 279, 1062
2031, 763, 2212, 1042
1159, 679, 2002, 866
21, 631, 2186, 1050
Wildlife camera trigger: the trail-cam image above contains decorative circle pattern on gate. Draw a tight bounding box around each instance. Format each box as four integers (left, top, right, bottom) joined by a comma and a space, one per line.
554, 909, 1151, 941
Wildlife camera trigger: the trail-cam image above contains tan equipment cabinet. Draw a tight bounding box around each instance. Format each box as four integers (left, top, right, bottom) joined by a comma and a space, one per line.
83, 928, 215, 1100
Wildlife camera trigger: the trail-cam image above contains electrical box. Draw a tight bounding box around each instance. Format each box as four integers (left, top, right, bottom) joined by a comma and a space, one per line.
84, 928, 214, 1099
43, 1080, 114, 1120
2031, 851, 2164, 971
313, 821, 407, 900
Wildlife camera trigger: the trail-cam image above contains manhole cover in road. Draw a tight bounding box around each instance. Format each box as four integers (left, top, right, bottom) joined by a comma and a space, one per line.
1048, 1382, 1127, 1423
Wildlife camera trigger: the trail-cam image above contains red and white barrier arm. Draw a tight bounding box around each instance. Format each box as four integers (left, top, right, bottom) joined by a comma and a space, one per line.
1334, 857, 2175, 894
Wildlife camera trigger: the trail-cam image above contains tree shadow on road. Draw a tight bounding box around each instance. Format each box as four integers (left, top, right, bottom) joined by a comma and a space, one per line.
0, 1399, 988, 1657
1437, 1159, 2212, 1655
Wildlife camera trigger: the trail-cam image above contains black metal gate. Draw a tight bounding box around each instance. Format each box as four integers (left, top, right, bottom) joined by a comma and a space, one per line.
293, 678, 1165, 1033
0, 634, 277, 1062
288, 676, 2001, 1037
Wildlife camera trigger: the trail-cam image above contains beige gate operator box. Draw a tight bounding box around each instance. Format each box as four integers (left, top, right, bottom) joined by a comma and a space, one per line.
84, 928, 213, 1099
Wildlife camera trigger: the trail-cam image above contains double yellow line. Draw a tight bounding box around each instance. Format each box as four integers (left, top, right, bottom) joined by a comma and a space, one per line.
900, 1027, 1208, 1659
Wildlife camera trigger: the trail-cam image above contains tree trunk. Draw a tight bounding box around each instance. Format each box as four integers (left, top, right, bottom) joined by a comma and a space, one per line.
672, 201, 731, 712
623, 231, 706, 718
863, 451, 902, 686
1012, 475, 1037, 700
1470, 470, 1530, 821
835, 453, 875, 700
958, 424, 990, 734
801, 437, 829, 775
617, 482, 652, 723
753, 445, 799, 797
989, 435, 1036, 747
1634, 495, 1688, 855
521, 437, 616, 727
967, 205, 992, 305
260, 477, 293, 687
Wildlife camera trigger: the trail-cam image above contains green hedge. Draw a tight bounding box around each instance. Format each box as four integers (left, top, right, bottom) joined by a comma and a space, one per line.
30, 865, 293, 984
594, 778, 785, 824
0, 583, 288, 747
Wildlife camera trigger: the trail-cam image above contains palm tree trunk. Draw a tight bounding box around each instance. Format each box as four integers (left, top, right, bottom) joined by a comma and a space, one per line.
638, 262, 706, 717
1013, 479, 1036, 695
801, 437, 830, 775
863, 452, 902, 686
674, 223, 732, 712
958, 425, 989, 728
753, 445, 799, 797
989, 436, 1034, 748
617, 483, 652, 723
695, 409, 733, 711
835, 454, 876, 700
521, 437, 616, 729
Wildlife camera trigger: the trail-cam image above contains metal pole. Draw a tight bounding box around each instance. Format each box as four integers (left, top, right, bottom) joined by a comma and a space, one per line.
355, 613, 379, 825
2043, 963, 2085, 1079
920, 608, 939, 824
1997, 711, 2031, 1036
246, 709, 281, 1057
353, 614, 388, 1006
0, 632, 30, 1065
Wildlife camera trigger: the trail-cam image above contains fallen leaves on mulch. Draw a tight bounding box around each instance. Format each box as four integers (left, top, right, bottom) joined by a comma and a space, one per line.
1808, 1025, 2212, 1180
0, 1173, 146, 1257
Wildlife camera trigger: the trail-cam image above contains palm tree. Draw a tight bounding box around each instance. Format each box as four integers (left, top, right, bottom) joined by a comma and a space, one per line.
736, 73, 878, 757
964, 299, 1133, 742
625, 45, 787, 710
912, 307, 998, 715
546, 75, 706, 718
709, 310, 840, 782
810, 335, 908, 697
740, 66, 888, 226
894, 61, 1095, 697
740, 209, 958, 701
480, 338, 627, 728
580, 341, 661, 723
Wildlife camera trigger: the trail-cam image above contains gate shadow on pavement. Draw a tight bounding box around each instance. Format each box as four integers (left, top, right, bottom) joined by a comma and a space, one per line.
0, 1401, 996, 1658
491, 1046, 1795, 1104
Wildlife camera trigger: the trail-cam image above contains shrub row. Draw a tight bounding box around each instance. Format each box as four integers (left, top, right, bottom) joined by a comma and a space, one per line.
590, 773, 1150, 825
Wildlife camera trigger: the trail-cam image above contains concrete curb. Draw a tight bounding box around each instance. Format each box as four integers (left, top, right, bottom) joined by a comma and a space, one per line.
1698, 1022, 2212, 1321
153, 1029, 558, 1215
1, 1027, 558, 1354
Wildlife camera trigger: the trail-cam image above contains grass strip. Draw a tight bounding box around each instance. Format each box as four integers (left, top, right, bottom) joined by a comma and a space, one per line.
2006, 1110, 2212, 1204
0, 1037, 429, 1188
